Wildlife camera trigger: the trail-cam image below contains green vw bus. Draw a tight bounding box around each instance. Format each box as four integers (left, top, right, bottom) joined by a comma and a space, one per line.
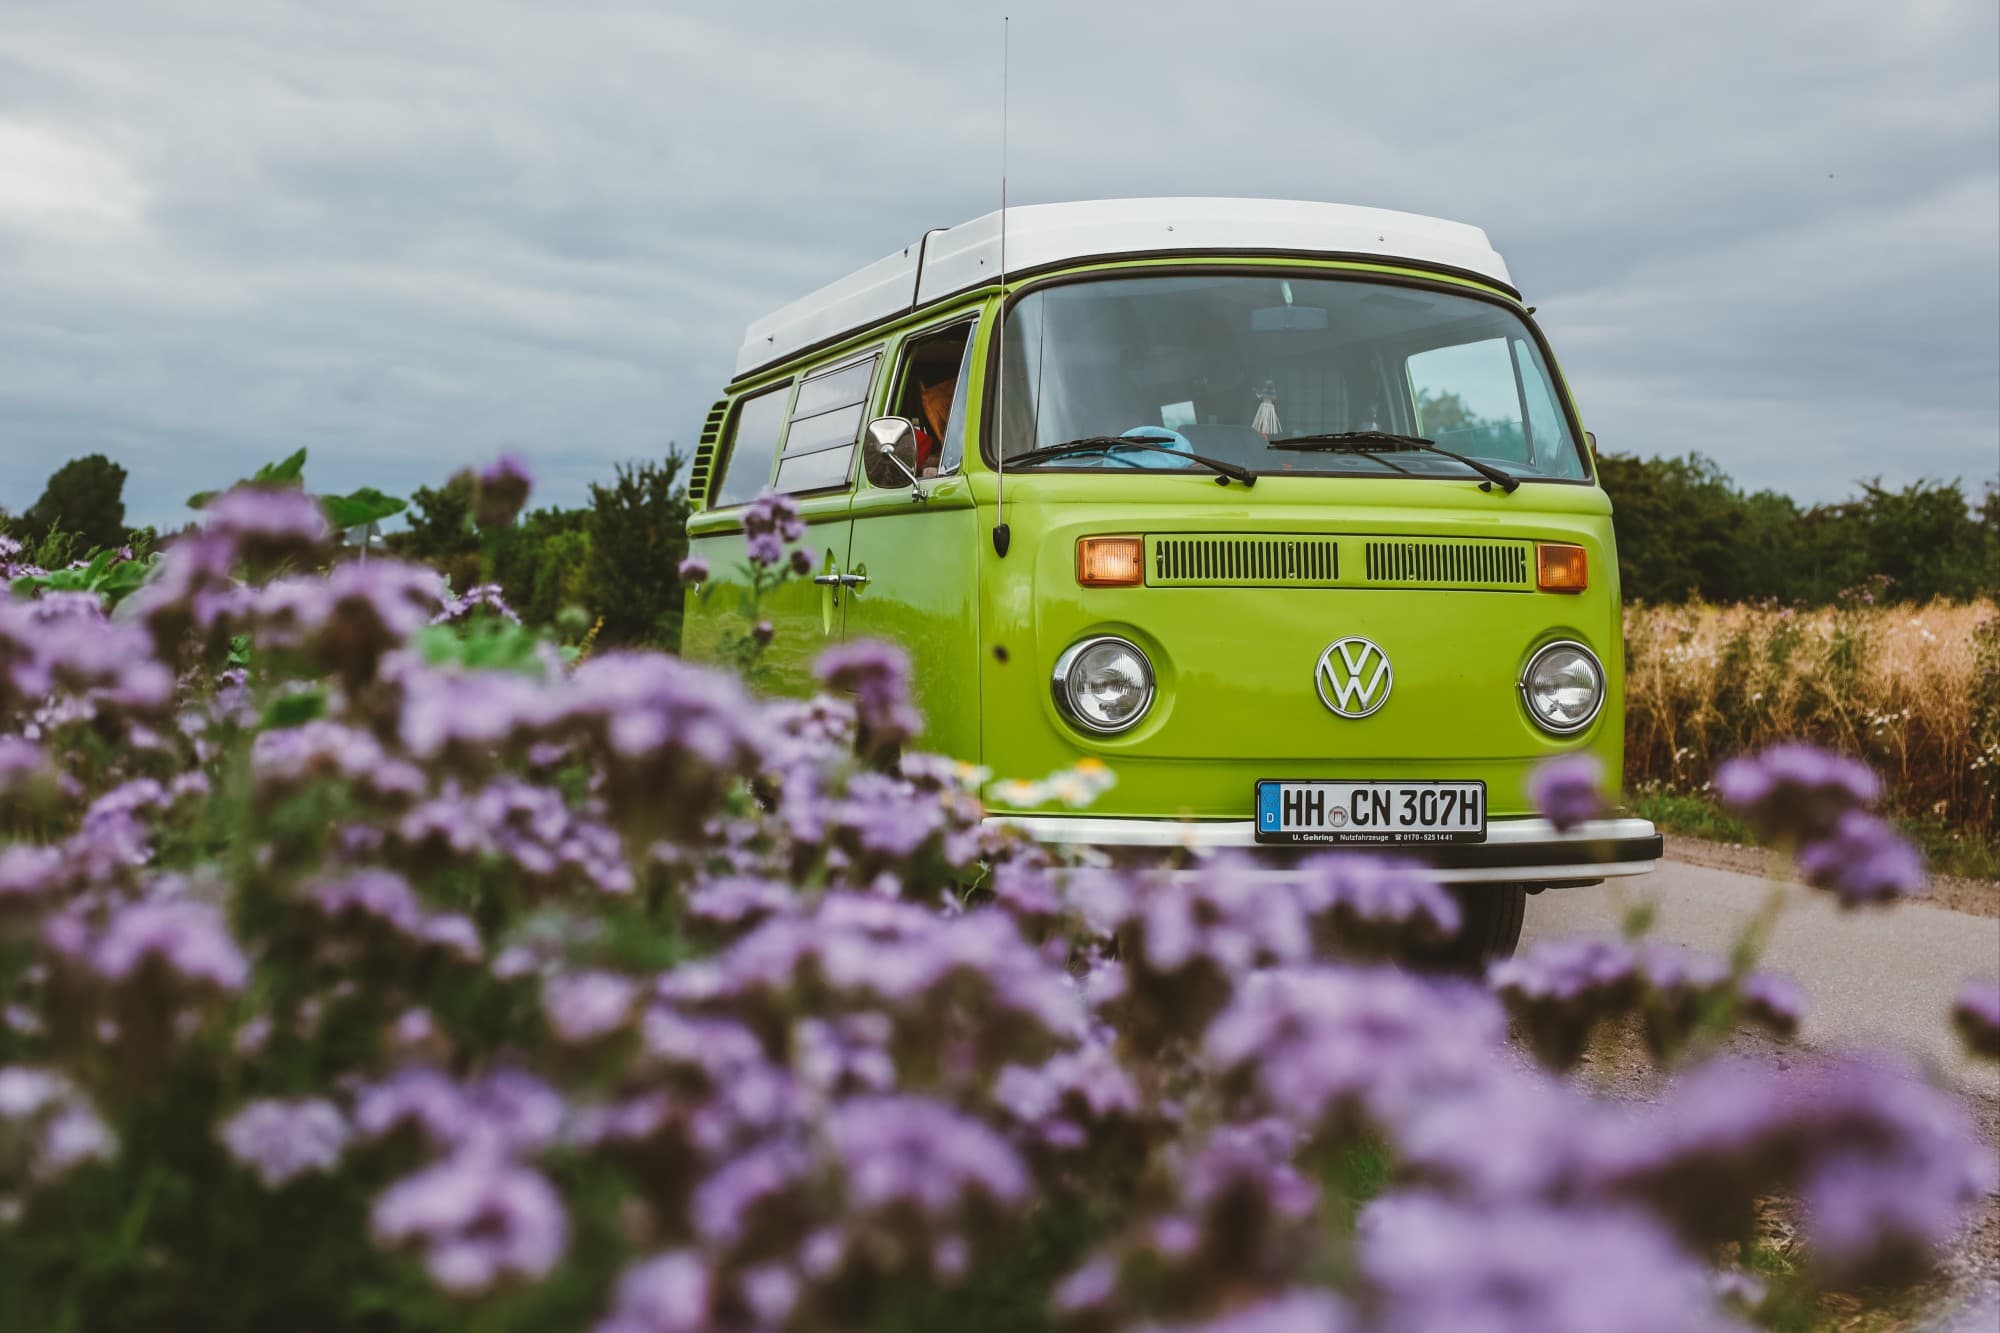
683, 198, 1660, 959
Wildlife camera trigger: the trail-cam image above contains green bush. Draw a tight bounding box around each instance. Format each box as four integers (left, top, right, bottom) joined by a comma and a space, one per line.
21, 454, 131, 552
583, 457, 692, 650
1596, 451, 1997, 604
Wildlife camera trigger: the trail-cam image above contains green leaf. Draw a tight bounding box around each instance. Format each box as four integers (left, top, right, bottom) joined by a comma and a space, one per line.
253, 448, 309, 487
188, 449, 311, 510
320, 487, 408, 531
261, 686, 327, 729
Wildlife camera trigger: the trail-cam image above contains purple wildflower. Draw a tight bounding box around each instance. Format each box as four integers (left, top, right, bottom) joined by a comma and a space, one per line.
371, 1147, 568, 1295
474, 454, 533, 528
995, 1043, 1145, 1156
1359, 1194, 1726, 1333
1740, 970, 1807, 1039
204, 486, 333, 566
252, 721, 425, 805
255, 560, 446, 684
1793, 810, 1925, 907
562, 652, 771, 838
815, 641, 921, 759
1291, 854, 1461, 956
1715, 743, 1880, 843
432, 584, 522, 626
0, 1067, 117, 1181
218, 1097, 350, 1188
0, 844, 67, 907
787, 546, 814, 577
685, 876, 798, 937
356, 1067, 565, 1158
38, 1104, 117, 1176
1596, 1055, 1995, 1283
742, 491, 805, 544
91, 898, 249, 993
310, 868, 427, 936
1527, 752, 1605, 832
543, 971, 639, 1045
1952, 979, 2000, 1059
596, 1251, 713, 1333
0, 735, 52, 797
0, 1066, 68, 1120
691, 1139, 813, 1249
794, 1013, 897, 1096
828, 1095, 1029, 1215
1205, 968, 1503, 1134
1129, 1291, 1353, 1332
1109, 862, 1313, 1042
676, 555, 709, 585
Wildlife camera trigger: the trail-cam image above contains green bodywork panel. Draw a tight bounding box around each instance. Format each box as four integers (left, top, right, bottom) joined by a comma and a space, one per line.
685, 255, 1625, 822
966, 471, 1623, 819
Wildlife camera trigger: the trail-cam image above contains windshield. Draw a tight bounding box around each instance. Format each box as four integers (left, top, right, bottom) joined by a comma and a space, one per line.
996, 273, 1589, 482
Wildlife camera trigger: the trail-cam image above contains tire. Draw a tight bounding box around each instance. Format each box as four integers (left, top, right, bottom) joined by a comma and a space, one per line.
1418, 884, 1526, 974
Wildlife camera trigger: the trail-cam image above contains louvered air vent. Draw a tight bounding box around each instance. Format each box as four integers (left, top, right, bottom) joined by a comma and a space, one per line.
686, 399, 729, 509
1147, 535, 1340, 586
1360, 539, 1531, 589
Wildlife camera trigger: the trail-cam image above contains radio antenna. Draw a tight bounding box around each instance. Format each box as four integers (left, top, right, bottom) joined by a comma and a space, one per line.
991, 14, 1012, 557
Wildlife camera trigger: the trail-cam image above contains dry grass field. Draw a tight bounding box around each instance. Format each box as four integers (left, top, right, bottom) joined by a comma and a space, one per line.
1623, 600, 1999, 854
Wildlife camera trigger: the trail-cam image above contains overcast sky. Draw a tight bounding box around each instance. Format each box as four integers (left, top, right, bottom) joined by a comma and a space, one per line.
2, 0, 1995, 528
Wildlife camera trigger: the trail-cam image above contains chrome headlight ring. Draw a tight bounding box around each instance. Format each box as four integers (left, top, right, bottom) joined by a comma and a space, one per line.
1051, 636, 1156, 735
1519, 639, 1606, 735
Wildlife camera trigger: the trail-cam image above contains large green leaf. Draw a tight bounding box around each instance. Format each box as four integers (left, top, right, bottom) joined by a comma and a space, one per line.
188, 448, 311, 510
320, 487, 408, 531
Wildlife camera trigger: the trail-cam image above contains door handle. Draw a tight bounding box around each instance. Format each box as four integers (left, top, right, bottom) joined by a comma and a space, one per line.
812, 571, 867, 607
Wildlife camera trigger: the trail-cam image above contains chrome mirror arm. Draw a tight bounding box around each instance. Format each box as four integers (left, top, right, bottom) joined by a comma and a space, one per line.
875, 442, 930, 502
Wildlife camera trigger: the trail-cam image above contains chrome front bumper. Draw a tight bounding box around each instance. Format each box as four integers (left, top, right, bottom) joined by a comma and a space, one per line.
983, 815, 1663, 885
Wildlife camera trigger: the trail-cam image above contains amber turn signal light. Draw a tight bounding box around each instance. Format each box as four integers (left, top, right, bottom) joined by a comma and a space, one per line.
1077, 537, 1144, 587
1536, 543, 1588, 592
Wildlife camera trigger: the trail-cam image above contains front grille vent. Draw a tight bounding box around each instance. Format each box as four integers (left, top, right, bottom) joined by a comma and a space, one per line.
1148, 535, 1340, 587
686, 399, 729, 509
1361, 539, 1531, 588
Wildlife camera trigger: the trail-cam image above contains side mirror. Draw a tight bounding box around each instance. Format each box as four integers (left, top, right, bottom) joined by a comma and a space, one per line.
1585, 431, 1598, 457
864, 417, 927, 497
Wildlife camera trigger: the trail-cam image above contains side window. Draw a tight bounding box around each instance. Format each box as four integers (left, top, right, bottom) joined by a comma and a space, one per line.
873, 320, 977, 486
774, 354, 878, 494
711, 385, 791, 509
1407, 338, 1528, 462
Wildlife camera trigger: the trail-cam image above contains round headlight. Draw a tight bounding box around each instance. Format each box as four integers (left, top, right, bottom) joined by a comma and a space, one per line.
1520, 640, 1605, 734
1052, 636, 1155, 734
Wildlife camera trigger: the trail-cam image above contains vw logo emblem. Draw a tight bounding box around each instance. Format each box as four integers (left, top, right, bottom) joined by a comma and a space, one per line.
1315, 637, 1392, 718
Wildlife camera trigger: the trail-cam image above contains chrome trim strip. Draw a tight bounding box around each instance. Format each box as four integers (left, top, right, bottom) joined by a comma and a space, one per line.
984, 815, 1661, 880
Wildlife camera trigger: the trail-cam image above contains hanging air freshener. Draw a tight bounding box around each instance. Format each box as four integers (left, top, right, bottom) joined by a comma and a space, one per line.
1251, 380, 1282, 439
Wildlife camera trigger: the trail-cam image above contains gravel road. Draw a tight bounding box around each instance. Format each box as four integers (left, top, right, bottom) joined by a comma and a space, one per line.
1523, 858, 2000, 1095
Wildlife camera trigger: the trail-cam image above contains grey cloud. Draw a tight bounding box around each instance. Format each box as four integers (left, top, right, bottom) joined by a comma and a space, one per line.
0, 0, 1993, 529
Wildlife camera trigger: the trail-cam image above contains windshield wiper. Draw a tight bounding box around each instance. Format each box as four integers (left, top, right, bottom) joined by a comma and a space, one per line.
1009, 436, 1257, 487
1270, 431, 1521, 494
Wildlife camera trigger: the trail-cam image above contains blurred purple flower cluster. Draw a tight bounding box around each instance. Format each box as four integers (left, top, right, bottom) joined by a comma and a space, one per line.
0, 479, 1989, 1330
1491, 936, 1803, 1067
1717, 743, 1924, 906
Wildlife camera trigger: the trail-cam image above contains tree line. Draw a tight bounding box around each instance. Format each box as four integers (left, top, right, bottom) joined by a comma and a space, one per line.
3, 449, 1993, 650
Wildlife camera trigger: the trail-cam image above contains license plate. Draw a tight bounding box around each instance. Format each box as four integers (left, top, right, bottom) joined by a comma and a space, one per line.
1254, 780, 1486, 845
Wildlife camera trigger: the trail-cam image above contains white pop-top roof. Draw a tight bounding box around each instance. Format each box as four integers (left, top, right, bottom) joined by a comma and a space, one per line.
734, 197, 1513, 378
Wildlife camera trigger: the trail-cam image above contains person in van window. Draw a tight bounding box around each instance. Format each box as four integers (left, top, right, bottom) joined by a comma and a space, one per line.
909, 372, 955, 474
